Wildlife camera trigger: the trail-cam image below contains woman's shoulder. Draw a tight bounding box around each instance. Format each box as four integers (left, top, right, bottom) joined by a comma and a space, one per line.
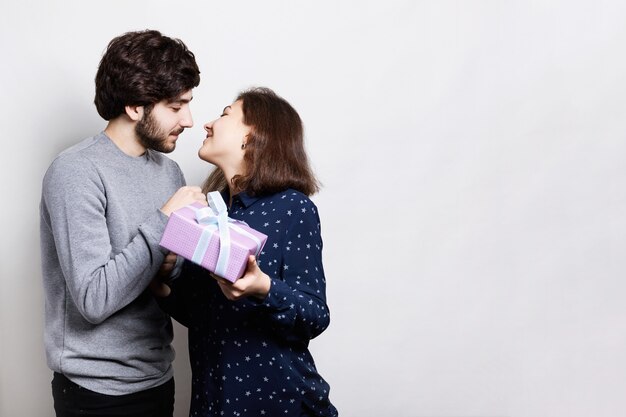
267, 188, 317, 206
257, 189, 318, 217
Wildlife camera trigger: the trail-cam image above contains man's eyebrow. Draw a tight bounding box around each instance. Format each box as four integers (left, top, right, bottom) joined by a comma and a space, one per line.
168, 96, 193, 104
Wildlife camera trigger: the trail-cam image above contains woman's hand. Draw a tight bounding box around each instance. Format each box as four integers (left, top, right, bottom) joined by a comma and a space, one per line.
212, 255, 271, 301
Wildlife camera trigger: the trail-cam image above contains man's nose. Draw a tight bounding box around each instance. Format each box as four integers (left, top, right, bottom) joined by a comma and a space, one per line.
180, 107, 193, 128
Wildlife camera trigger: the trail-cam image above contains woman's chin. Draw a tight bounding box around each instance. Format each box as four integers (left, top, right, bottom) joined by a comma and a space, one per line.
198, 149, 215, 164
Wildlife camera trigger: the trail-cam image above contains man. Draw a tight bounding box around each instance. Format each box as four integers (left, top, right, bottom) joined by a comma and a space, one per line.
39, 30, 205, 417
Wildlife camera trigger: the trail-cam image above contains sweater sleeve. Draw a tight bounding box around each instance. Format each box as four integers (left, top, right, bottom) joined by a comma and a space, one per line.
41, 156, 169, 324
257, 199, 331, 344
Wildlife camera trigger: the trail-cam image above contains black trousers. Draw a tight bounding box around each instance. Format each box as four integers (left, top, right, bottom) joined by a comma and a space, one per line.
51, 373, 174, 417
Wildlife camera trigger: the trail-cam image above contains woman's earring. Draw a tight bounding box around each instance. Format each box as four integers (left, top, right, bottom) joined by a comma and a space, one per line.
241, 143, 246, 150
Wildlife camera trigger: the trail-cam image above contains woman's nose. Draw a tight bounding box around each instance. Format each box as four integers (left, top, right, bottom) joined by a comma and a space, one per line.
204, 122, 213, 134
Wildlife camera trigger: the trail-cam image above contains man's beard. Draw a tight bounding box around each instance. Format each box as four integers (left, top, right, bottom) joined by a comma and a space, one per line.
136, 108, 182, 154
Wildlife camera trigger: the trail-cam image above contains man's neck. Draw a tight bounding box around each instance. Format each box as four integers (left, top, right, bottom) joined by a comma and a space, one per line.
104, 117, 147, 157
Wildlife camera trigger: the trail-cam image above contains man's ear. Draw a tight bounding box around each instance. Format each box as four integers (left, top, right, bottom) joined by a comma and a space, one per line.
125, 104, 144, 122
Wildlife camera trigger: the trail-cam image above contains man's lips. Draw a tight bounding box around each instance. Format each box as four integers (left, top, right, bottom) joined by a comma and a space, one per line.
171, 128, 184, 137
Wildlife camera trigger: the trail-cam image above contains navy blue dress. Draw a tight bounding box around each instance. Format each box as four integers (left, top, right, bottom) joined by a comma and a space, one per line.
162, 189, 337, 417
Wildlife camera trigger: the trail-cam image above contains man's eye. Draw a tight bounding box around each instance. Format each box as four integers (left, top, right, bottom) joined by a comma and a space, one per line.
171, 107, 181, 112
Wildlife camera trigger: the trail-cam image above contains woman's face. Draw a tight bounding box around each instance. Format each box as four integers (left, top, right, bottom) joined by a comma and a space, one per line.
198, 99, 251, 170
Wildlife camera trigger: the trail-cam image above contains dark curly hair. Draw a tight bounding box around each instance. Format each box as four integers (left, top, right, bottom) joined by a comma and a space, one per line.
94, 30, 200, 120
202, 87, 320, 197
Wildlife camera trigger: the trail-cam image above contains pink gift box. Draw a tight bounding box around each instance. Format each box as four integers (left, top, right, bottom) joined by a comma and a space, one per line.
159, 202, 267, 282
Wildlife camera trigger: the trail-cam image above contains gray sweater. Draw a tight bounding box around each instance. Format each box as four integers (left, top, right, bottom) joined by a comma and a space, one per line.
40, 132, 185, 395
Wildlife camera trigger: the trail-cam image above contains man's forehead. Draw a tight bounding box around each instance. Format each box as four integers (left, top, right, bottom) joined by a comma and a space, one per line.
168, 90, 193, 103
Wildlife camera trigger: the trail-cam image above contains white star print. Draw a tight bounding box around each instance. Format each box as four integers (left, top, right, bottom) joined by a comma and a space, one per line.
179, 191, 334, 416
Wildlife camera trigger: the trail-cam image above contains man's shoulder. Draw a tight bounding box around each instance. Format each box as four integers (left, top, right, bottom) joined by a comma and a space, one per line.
51, 134, 107, 167
44, 135, 105, 181
58, 135, 102, 158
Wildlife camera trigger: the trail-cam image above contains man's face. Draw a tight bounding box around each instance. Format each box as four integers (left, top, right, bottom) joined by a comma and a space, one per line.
136, 90, 194, 153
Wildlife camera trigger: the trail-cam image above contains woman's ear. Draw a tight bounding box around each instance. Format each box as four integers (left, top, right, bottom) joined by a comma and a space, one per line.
125, 104, 144, 122
241, 133, 253, 150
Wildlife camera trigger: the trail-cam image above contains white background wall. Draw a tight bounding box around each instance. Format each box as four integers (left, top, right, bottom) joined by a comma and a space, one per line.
2, 1, 626, 416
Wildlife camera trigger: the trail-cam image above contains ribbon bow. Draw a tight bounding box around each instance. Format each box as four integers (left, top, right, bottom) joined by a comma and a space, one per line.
192, 191, 232, 277
190, 192, 263, 279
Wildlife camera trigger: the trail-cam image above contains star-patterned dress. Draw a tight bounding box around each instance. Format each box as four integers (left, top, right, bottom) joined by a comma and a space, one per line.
162, 189, 338, 417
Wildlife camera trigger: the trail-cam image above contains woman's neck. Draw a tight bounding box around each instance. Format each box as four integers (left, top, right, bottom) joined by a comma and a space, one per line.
220, 164, 243, 206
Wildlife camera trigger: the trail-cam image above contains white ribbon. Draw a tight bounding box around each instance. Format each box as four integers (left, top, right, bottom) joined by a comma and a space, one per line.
189, 192, 263, 277
192, 191, 231, 277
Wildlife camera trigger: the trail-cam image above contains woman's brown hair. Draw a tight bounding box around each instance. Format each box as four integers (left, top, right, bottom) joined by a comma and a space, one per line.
202, 87, 319, 197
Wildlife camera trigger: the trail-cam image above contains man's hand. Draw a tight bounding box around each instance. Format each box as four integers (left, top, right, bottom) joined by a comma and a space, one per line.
160, 186, 207, 216
149, 252, 178, 297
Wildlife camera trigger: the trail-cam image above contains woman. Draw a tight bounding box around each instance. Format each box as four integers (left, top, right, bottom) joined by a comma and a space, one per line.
158, 87, 337, 416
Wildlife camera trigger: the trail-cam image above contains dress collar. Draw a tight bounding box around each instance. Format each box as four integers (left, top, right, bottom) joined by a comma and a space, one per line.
231, 191, 262, 209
